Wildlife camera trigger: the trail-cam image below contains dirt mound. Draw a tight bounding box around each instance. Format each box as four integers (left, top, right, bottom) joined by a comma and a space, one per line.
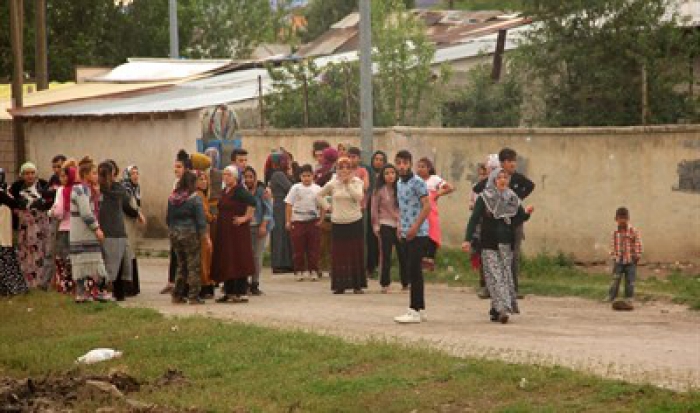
0, 370, 195, 412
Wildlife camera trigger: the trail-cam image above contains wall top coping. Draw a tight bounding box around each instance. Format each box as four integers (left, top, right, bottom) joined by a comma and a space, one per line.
239, 125, 700, 137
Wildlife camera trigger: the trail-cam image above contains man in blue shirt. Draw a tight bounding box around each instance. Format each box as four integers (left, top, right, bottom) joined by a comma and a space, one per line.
394, 150, 431, 324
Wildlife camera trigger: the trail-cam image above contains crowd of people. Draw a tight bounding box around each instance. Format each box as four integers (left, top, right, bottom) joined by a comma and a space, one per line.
0, 156, 144, 302
1, 140, 640, 324
156, 142, 535, 324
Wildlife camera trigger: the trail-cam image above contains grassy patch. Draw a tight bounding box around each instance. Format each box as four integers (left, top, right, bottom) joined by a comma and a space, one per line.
1, 293, 698, 412
416, 249, 700, 309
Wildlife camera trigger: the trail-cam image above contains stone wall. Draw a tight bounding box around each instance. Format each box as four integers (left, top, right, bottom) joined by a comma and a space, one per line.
24, 118, 700, 262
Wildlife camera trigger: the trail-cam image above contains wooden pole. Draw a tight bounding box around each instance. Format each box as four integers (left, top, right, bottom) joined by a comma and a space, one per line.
491, 29, 507, 82
10, 0, 26, 165
35, 0, 48, 90
258, 75, 264, 129
303, 74, 309, 128
641, 63, 649, 125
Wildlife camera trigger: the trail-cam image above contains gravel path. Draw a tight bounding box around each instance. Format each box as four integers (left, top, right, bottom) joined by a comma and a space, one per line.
123, 258, 700, 391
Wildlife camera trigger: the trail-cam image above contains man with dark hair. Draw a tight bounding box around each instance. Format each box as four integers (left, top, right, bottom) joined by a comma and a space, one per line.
393, 150, 431, 324
231, 148, 249, 170
312, 140, 331, 170
49, 155, 67, 188
473, 147, 534, 297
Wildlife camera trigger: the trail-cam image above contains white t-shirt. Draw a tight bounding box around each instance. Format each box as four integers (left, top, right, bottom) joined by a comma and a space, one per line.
285, 183, 322, 222
425, 175, 445, 192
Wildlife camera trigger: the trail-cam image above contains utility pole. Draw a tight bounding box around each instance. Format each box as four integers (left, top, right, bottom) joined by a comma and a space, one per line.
169, 0, 179, 59
35, 0, 48, 90
491, 29, 507, 82
359, 0, 374, 164
10, 0, 26, 166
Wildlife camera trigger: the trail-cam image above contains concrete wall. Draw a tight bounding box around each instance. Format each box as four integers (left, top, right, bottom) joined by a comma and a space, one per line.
24, 112, 200, 237
237, 126, 700, 262
24, 119, 700, 262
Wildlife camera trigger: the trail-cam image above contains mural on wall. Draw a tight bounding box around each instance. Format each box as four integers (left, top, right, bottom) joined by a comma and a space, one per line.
199, 105, 242, 165
675, 159, 700, 193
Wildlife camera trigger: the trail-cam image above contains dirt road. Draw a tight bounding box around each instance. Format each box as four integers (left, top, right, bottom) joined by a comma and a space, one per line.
123, 259, 700, 391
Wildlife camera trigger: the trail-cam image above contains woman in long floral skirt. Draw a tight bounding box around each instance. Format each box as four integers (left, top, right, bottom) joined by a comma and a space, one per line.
10, 162, 51, 287
0, 168, 29, 296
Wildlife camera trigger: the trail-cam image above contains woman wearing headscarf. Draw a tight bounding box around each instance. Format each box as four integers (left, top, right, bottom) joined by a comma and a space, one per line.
122, 165, 144, 296
365, 150, 387, 278
265, 151, 294, 273
212, 166, 256, 303
0, 167, 29, 296
314, 147, 338, 275
317, 157, 366, 294
10, 162, 52, 287
49, 161, 78, 293
463, 168, 533, 324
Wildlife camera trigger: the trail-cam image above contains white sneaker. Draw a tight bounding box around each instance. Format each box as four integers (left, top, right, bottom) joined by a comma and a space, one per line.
394, 309, 421, 324
310, 272, 319, 282
295, 273, 304, 282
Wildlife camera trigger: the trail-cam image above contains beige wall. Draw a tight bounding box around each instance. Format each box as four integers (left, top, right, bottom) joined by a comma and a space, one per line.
239, 126, 700, 262
24, 119, 700, 262
25, 112, 201, 237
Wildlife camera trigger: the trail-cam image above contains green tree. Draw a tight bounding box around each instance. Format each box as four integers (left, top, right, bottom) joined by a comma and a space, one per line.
442, 63, 523, 127
371, 0, 450, 126
516, 0, 699, 126
265, 0, 448, 127
187, 0, 280, 59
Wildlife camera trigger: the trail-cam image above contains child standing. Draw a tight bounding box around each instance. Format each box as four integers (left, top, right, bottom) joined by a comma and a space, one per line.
285, 165, 325, 281
608, 207, 643, 303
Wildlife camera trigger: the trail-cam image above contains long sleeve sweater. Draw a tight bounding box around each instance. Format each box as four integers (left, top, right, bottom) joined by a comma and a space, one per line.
317, 177, 364, 224
371, 186, 400, 231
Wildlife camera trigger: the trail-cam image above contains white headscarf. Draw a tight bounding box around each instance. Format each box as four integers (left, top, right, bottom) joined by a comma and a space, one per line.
480, 167, 520, 224
486, 154, 500, 171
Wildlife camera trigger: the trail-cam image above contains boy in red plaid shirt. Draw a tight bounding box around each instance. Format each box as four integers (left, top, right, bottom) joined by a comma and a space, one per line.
607, 207, 643, 302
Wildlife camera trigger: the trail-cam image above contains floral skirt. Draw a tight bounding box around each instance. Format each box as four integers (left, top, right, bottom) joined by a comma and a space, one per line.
17, 210, 50, 287
0, 246, 29, 296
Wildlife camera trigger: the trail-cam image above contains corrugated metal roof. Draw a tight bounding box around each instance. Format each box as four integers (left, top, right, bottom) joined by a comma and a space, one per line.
13, 26, 533, 119
331, 12, 360, 29
89, 58, 234, 83
0, 81, 173, 120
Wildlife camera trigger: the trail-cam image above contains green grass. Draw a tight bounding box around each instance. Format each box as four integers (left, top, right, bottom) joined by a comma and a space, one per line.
419, 250, 700, 310
1, 293, 698, 412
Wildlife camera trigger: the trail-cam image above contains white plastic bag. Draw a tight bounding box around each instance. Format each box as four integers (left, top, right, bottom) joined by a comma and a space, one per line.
76, 348, 123, 365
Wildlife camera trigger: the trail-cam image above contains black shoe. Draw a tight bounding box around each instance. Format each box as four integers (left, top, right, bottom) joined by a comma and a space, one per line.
189, 297, 205, 305
250, 282, 264, 296
489, 308, 499, 322
215, 295, 231, 303
333, 290, 345, 294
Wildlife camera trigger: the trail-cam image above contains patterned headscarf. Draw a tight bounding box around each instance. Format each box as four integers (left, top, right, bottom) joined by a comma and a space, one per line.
122, 165, 141, 202
264, 151, 289, 184
62, 167, 77, 213
480, 167, 520, 223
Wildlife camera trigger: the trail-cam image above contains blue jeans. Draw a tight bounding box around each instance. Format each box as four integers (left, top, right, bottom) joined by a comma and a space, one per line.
609, 263, 636, 300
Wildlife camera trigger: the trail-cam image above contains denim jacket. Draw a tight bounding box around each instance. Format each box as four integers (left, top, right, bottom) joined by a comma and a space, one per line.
250, 183, 274, 232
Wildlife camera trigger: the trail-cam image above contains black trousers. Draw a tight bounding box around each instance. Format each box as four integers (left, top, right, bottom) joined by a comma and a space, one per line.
168, 249, 177, 283
425, 238, 438, 259
379, 225, 407, 287
401, 236, 428, 311
366, 216, 379, 273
